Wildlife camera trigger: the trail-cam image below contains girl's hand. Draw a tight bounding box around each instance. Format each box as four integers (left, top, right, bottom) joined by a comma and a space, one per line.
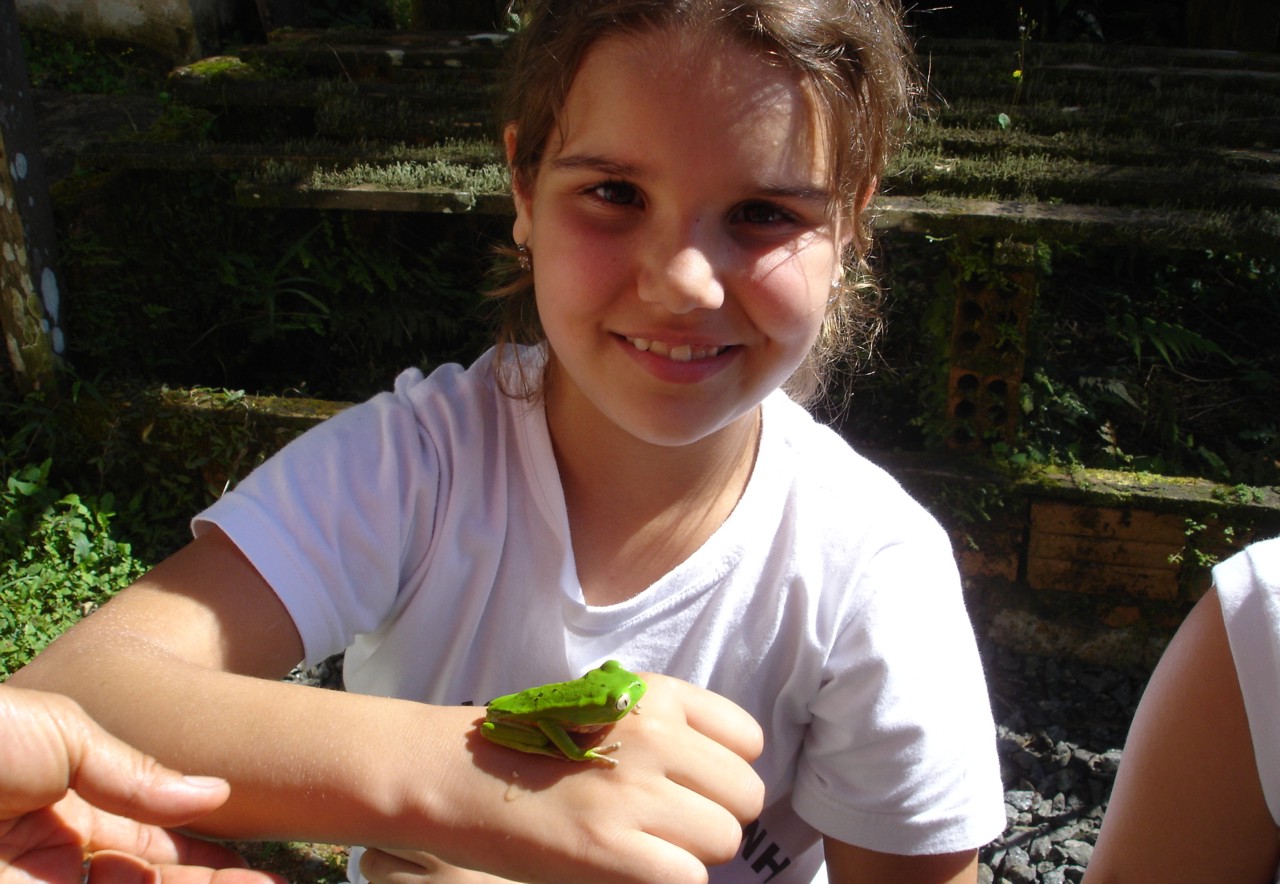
360, 848, 510, 884
413, 673, 765, 884
0, 686, 282, 884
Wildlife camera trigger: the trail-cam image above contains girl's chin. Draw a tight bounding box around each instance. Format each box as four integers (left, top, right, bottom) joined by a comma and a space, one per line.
602, 397, 760, 450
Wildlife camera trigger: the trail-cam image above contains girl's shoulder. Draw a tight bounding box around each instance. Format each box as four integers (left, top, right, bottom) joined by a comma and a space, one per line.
377, 346, 540, 436
288, 347, 541, 481
388, 347, 502, 408
759, 392, 948, 542
765, 393, 921, 499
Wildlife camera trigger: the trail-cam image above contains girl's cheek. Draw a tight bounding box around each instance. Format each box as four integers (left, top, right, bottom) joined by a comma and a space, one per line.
551, 224, 634, 277
747, 248, 837, 311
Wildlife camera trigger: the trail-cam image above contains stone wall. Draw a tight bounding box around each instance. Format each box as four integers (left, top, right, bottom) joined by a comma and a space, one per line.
888, 457, 1280, 669
15, 0, 234, 62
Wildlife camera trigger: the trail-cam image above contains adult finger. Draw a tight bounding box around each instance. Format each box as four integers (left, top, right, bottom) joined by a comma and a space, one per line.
89, 851, 285, 884
50, 792, 251, 871
45, 693, 232, 826
0, 687, 232, 828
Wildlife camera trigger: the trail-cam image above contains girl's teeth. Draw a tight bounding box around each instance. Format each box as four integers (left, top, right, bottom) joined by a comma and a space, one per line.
627, 338, 722, 362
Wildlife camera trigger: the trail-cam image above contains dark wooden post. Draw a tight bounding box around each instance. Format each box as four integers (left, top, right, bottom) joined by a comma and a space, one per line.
1186, 0, 1280, 51
412, 0, 507, 29
1, 0, 65, 392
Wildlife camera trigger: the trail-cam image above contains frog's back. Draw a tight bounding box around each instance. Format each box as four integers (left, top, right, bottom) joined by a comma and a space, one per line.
486, 660, 646, 722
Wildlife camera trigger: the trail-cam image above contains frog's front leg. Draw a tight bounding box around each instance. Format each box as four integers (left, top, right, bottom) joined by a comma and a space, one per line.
536, 720, 622, 766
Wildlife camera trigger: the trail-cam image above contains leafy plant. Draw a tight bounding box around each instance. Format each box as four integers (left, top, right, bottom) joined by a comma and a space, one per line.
1107, 314, 1232, 368
19, 29, 166, 94
58, 171, 496, 401
0, 460, 148, 677
211, 223, 337, 344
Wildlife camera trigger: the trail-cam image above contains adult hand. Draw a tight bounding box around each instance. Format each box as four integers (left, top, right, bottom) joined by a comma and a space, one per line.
0, 685, 282, 884
377, 673, 764, 884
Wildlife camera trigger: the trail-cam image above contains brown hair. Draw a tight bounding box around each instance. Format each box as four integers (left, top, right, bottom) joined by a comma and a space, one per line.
490, 0, 916, 404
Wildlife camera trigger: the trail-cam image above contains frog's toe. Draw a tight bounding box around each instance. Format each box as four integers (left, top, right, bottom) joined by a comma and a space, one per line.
587, 741, 623, 764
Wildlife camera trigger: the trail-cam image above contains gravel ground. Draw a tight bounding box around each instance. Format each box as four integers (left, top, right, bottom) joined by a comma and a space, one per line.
978, 642, 1148, 884
291, 644, 1150, 884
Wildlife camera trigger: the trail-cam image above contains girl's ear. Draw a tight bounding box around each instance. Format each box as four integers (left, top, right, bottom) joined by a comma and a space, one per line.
503, 122, 519, 165
505, 124, 533, 245
839, 176, 879, 251
858, 176, 879, 214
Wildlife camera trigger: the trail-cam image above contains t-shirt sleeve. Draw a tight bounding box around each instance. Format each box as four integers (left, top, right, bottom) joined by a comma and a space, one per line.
1214, 535, 1280, 827
792, 518, 1006, 856
192, 370, 441, 667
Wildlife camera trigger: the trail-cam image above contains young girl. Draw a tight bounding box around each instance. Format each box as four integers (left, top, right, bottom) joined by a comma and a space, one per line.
11, 0, 1005, 881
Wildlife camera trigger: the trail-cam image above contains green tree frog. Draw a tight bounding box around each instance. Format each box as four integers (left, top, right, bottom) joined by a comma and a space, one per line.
480, 660, 647, 766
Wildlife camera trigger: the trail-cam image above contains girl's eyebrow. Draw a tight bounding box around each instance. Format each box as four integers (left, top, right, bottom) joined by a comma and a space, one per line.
549, 153, 831, 205
753, 183, 832, 205
548, 153, 646, 179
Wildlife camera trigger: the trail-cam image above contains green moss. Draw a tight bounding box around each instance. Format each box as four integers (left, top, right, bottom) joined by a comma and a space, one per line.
171, 55, 256, 82
306, 158, 509, 193
233, 842, 349, 884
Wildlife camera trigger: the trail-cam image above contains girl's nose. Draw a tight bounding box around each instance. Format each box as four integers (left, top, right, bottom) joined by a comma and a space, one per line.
639, 227, 726, 314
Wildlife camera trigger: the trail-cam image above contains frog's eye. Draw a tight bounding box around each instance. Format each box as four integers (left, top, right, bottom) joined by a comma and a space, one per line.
614, 694, 633, 713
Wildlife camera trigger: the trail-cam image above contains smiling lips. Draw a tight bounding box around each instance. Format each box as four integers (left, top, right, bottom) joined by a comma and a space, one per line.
626, 336, 728, 362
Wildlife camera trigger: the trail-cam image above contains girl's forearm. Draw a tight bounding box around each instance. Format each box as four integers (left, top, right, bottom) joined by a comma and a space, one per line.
9, 642, 479, 848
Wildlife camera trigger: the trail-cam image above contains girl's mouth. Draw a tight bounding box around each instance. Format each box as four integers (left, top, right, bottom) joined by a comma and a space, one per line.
626, 337, 728, 362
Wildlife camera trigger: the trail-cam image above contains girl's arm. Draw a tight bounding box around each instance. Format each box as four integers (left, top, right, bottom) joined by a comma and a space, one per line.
823, 838, 977, 884
1083, 589, 1280, 884
8, 529, 765, 884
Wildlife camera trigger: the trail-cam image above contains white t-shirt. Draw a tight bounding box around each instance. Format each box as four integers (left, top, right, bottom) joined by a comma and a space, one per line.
195, 347, 1004, 882
1215, 535, 1280, 828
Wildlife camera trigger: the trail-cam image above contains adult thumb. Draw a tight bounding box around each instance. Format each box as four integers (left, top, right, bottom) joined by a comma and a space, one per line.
42, 687, 232, 826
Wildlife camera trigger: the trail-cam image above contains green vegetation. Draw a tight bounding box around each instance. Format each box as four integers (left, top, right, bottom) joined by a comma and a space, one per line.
231, 841, 350, 883
0, 368, 357, 879
19, 29, 168, 93
0, 383, 192, 675
840, 236, 1279, 487
0, 458, 147, 677
306, 157, 508, 193
58, 170, 497, 402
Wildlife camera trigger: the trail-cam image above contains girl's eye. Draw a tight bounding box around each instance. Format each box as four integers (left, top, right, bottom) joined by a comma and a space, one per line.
736, 202, 797, 226
590, 181, 639, 206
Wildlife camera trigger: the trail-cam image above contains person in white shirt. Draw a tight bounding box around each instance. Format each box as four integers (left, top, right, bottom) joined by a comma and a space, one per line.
9, 1, 1004, 880
1087, 536, 1280, 883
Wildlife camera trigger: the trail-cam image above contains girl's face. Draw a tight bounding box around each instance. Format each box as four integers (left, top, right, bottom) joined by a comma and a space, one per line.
512, 28, 847, 449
